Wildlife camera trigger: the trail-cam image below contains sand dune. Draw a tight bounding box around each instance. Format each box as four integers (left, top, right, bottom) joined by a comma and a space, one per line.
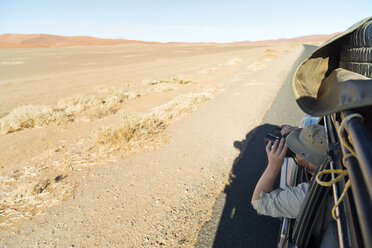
0, 34, 157, 49
0, 32, 338, 49
273, 32, 341, 42
233, 32, 340, 44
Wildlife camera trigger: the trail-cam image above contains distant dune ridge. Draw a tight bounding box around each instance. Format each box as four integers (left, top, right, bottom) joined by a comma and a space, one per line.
267, 33, 341, 42
0, 34, 157, 48
0, 33, 340, 49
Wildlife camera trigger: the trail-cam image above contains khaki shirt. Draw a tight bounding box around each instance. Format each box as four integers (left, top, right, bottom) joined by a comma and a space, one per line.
251, 182, 309, 218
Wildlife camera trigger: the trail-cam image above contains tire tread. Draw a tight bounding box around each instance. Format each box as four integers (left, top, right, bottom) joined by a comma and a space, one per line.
340, 19, 372, 78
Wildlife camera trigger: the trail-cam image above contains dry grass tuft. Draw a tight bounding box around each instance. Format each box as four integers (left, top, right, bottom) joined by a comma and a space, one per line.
0, 90, 215, 227
148, 77, 195, 85
0, 157, 76, 227
153, 92, 214, 120
95, 114, 167, 147
176, 79, 194, 85
95, 85, 140, 99
151, 84, 177, 92
264, 48, 278, 53
0, 91, 140, 134
0, 143, 110, 227
56, 94, 123, 118
94, 91, 214, 149
262, 48, 279, 58
148, 78, 195, 92
0, 105, 66, 134
289, 43, 303, 48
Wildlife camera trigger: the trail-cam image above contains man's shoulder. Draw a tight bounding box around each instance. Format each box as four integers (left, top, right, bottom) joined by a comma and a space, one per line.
251, 182, 310, 218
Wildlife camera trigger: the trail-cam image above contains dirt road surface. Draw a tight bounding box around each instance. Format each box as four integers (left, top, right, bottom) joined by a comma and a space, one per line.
0, 43, 306, 247
197, 45, 317, 248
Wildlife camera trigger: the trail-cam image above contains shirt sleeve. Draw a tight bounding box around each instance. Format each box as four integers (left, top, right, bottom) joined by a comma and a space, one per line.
251, 182, 309, 218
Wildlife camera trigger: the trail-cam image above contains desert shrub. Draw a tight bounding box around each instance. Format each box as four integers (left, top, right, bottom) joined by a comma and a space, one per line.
0, 92, 139, 134
95, 114, 167, 146
94, 91, 214, 147
148, 77, 195, 85
0, 105, 65, 134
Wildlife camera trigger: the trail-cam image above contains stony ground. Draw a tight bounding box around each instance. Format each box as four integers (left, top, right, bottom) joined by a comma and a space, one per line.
0, 43, 304, 247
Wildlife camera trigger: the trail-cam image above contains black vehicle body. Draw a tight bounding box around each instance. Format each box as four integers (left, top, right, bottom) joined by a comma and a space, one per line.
278, 17, 372, 248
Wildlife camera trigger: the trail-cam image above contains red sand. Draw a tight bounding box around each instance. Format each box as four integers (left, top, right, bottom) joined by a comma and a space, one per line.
0, 34, 159, 48
0, 33, 339, 49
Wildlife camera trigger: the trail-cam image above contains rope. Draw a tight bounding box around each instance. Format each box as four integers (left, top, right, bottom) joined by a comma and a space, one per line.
315, 169, 349, 220
315, 113, 363, 220
337, 114, 363, 157
316, 169, 348, 187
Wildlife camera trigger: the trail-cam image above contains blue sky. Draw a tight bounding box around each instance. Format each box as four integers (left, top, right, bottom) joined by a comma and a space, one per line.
0, 0, 371, 42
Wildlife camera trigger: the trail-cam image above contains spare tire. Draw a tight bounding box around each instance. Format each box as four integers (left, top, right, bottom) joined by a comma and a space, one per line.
291, 16, 372, 116
340, 19, 372, 78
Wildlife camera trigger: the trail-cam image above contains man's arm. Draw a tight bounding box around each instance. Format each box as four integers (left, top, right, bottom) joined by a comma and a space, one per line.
252, 138, 287, 201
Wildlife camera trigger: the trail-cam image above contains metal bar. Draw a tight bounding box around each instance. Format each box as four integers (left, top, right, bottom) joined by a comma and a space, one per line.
331, 114, 365, 247
342, 110, 372, 199
339, 111, 372, 248
325, 115, 350, 248
342, 155, 369, 247
331, 160, 347, 248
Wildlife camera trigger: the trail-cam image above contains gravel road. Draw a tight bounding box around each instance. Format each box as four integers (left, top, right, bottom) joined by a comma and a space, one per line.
196, 45, 318, 248
1, 44, 317, 247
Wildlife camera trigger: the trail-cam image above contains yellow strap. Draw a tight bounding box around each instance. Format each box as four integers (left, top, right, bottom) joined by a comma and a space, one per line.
315, 169, 349, 220
315, 113, 362, 220
338, 113, 363, 157
316, 169, 348, 187
331, 179, 351, 220
315, 114, 363, 220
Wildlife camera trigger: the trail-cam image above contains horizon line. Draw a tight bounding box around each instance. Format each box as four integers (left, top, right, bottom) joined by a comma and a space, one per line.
0, 32, 341, 44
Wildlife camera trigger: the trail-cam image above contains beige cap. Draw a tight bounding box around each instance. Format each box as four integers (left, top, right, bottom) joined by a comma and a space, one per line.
286, 125, 328, 166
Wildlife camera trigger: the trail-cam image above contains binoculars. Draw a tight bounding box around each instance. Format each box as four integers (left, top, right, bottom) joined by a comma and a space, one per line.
264, 128, 296, 158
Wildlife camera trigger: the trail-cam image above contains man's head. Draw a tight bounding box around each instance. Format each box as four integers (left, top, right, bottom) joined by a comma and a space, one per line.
286, 124, 328, 174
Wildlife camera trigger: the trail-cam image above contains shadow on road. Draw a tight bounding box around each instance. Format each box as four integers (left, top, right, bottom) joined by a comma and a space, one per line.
196, 44, 319, 248
202, 124, 281, 247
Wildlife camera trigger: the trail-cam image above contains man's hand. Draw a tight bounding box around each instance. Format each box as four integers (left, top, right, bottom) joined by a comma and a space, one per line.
280, 124, 296, 136
266, 138, 288, 172
252, 138, 288, 202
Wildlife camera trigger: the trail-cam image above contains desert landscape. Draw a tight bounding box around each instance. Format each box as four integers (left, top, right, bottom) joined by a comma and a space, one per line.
0, 34, 331, 247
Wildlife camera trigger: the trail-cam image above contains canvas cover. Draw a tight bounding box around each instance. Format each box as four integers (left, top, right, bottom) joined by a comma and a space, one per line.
292, 17, 372, 116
